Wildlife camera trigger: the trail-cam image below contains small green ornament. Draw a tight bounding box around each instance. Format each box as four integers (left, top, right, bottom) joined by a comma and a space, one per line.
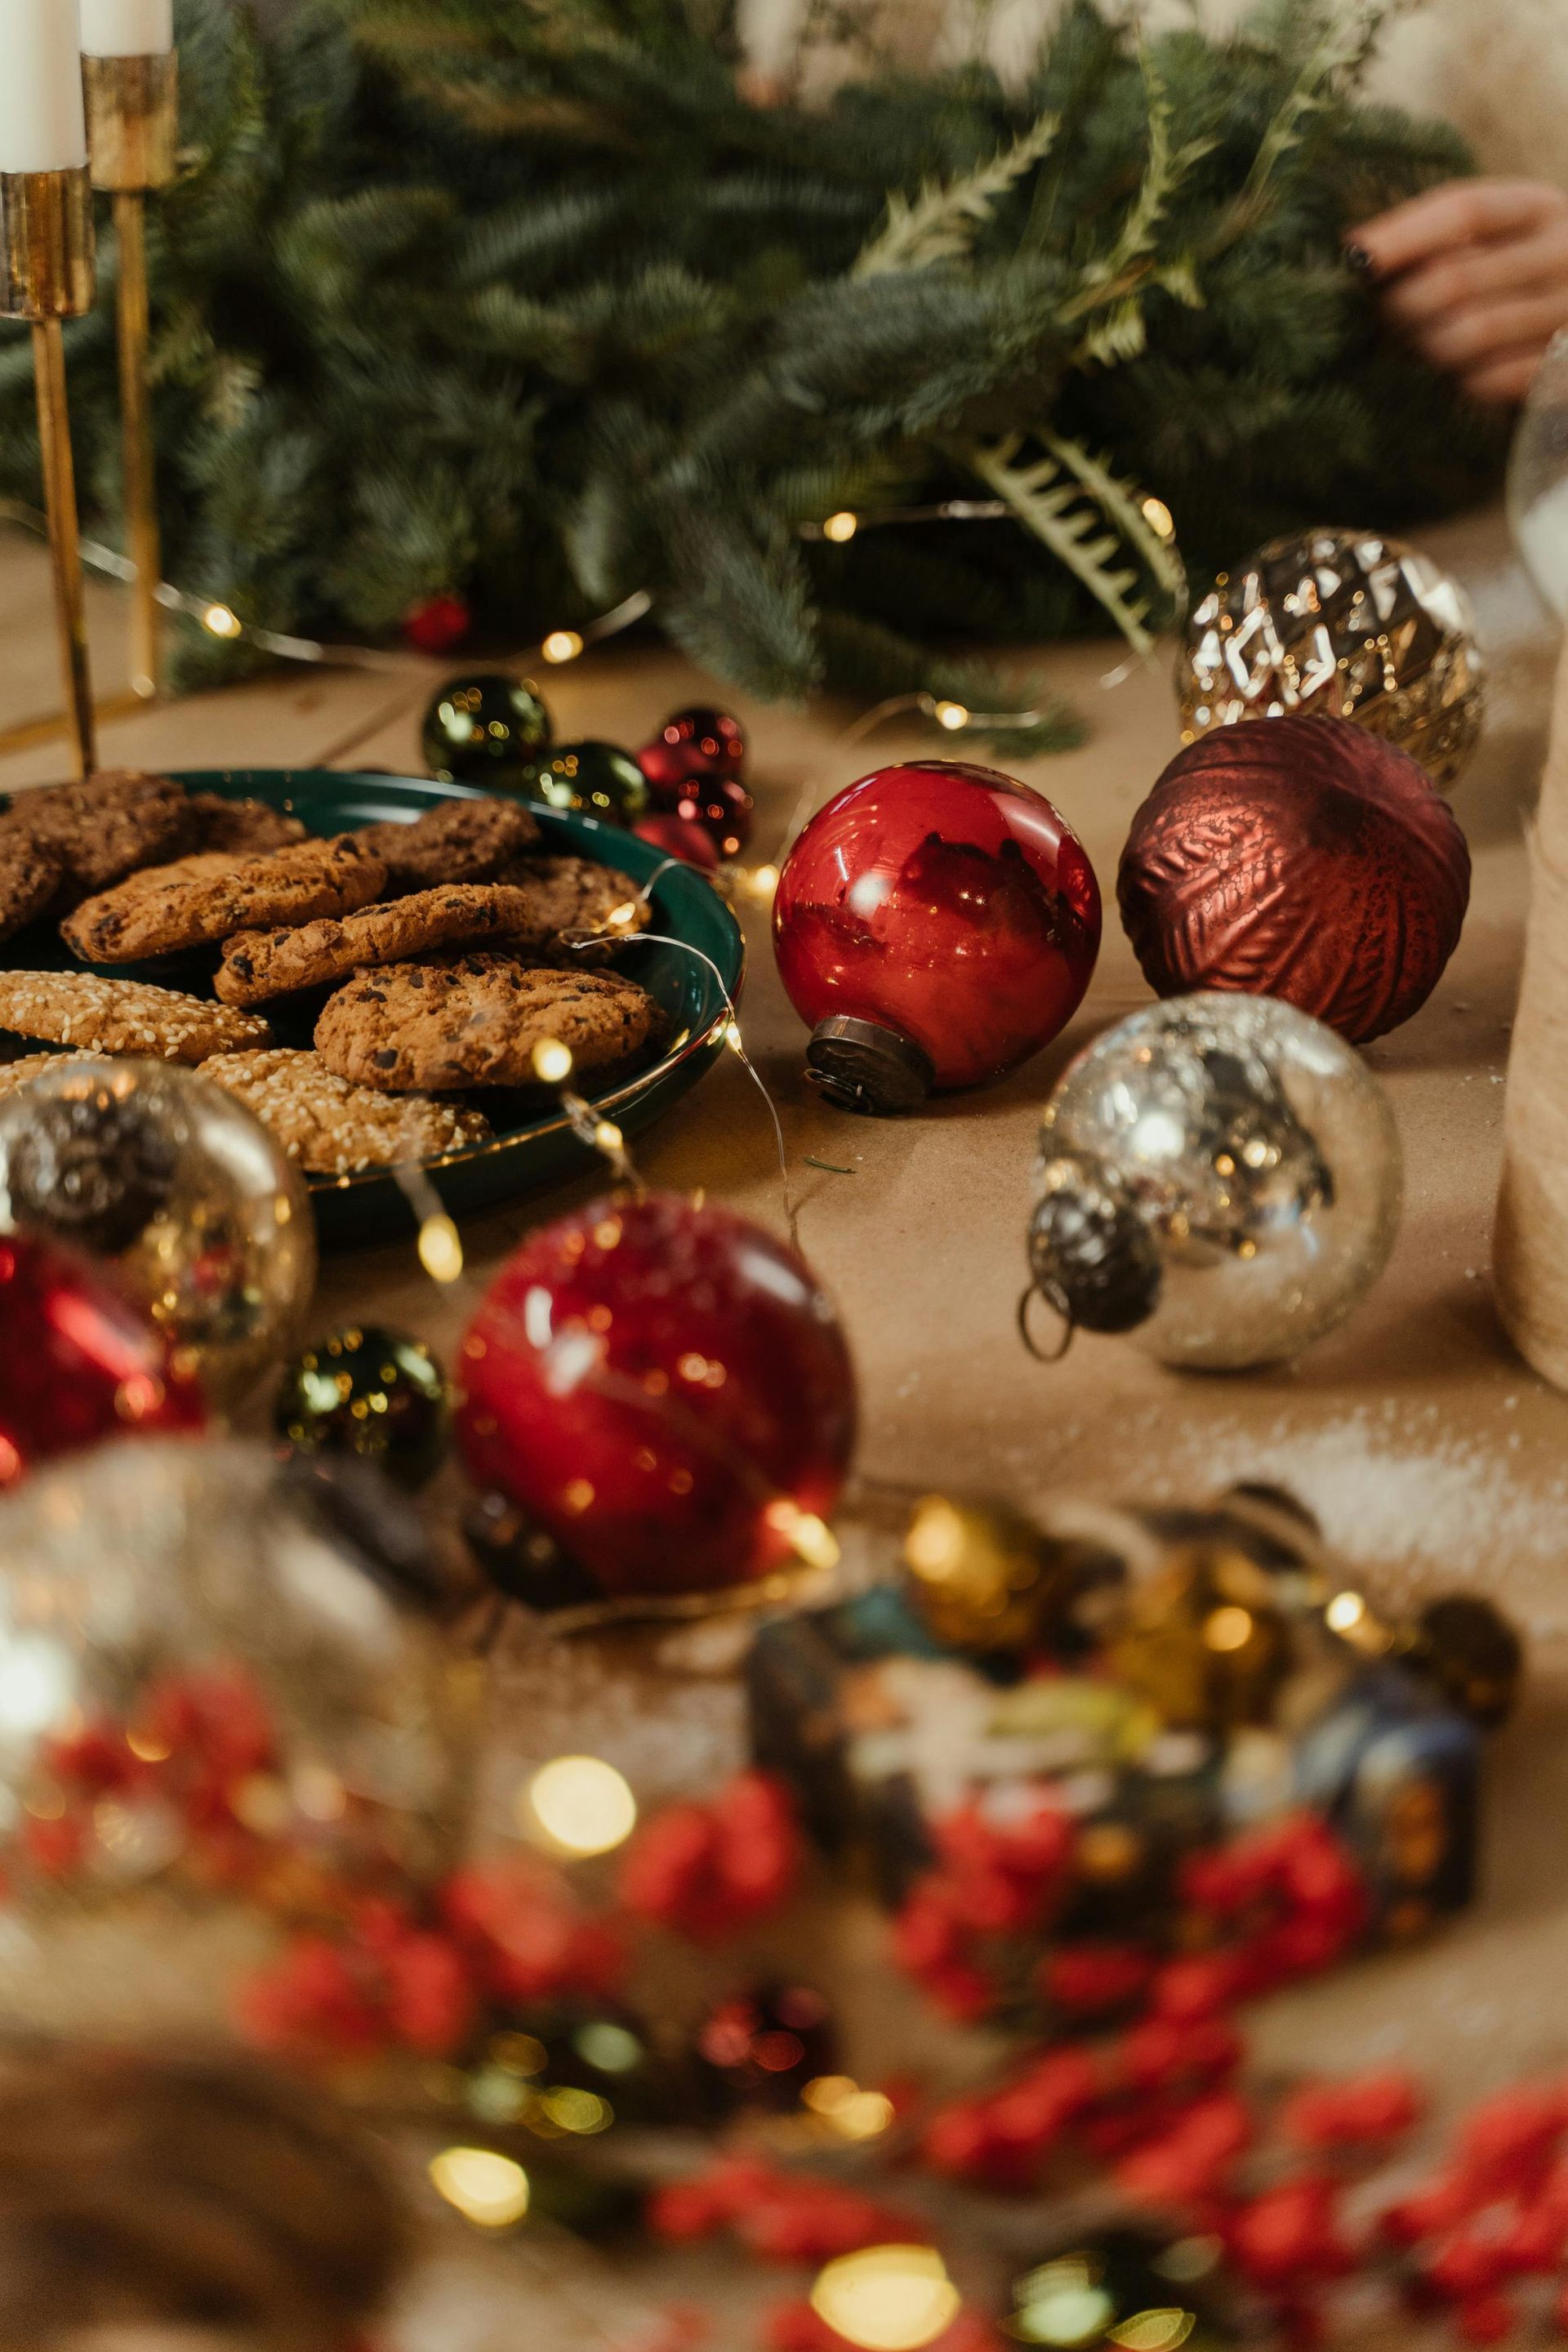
274, 1324, 450, 1491
421, 673, 552, 788
524, 739, 649, 827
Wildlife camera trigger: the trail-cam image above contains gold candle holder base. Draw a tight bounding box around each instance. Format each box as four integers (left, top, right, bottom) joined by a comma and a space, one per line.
1, 167, 96, 780
87, 55, 178, 702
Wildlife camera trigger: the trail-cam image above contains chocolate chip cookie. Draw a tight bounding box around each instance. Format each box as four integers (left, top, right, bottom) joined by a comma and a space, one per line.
0, 769, 195, 898
490, 853, 648, 950
61, 835, 388, 964
187, 792, 309, 856
0, 971, 274, 1062
0, 833, 65, 945
355, 798, 540, 894
314, 958, 658, 1090
216, 880, 581, 1005
201, 1047, 493, 1174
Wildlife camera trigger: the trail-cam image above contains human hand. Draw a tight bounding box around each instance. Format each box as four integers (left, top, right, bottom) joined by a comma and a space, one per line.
1349, 178, 1568, 406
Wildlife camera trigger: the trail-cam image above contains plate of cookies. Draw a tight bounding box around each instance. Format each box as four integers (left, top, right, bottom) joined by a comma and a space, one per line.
0, 765, 744, 1243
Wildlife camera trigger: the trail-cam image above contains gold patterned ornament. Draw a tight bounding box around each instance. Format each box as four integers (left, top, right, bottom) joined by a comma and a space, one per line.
902, 1493, 1060, 1652
1177, 526, 1484, 791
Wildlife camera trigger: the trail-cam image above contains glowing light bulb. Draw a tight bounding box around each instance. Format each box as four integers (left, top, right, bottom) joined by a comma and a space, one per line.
541, 629, 585, 663
417, 1214, 464, 1283
428, 2147, 530, 2228
1203, 1605, 1254, 1653
1326, 1591, 1366, 1634
822, 510, 858, 543
593, 1120, 624, 1155
904, 1496, 964, 1579
750, 862, 780, 902
809, 2246, 961, 2352
201, 602, 242, 639
933, 700, 969, 731
724, 1020, 743, 1050
764, 1499, 840, 1573
524, 1754, 638, 1855
1140, 495, 1176, 541
532, 1036, 575, 1085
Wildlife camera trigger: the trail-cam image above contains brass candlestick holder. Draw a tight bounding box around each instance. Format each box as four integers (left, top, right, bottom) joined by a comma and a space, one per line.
84, 50, 176, 702
1, 167, 97, 777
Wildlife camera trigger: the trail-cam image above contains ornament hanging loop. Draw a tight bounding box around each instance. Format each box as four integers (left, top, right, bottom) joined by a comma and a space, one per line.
1017, 1280, 1075, 1364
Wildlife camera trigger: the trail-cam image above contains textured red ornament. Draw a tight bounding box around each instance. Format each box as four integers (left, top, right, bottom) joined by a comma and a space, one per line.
639, 706, 747, 794
401, 593, 470, 653
633, 811, 721, 871
456, 1193, 857, 1597
1119, 714, 1471, 1043
773, 760, 1101, 1092
0, 1231, 206, 1487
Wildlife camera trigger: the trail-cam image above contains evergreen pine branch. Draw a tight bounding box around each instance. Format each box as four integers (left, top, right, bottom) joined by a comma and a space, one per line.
1216, 0, 1392, 249
957, 432, 1159, 654
1040, 430, 1186, 613
852, 108, 1060, 278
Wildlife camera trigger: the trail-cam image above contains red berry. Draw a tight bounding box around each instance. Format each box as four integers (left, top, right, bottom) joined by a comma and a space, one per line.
403, 593, 470, 653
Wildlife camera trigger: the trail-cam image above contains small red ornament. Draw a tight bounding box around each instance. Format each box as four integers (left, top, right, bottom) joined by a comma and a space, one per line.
639, 706, 747, 794
633, 812, 721, 871
402, 592, 470, 653
663, 774, 755, 859
773, 760, 1101, 1111
456, 1193, 857, 1597
1118, 714, 1471, 1044
0, 1231, 206, 1486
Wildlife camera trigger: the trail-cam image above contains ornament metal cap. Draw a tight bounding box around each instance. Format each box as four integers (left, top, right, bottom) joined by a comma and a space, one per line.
804, 1015, 933, 1116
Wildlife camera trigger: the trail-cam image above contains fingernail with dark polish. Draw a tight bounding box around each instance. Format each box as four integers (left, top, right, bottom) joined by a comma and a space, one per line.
1345, 242, 1376, 277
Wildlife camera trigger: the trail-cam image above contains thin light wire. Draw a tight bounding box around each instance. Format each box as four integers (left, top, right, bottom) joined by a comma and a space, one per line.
563, 926, 802, 1254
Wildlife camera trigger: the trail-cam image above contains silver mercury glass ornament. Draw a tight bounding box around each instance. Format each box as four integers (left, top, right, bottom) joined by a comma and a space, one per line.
1024, 994, 1402, 1370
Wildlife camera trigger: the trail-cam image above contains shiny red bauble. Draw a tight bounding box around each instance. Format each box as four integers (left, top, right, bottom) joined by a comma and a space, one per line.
638, 706, 747, 795
401, 592, 470, 653
1119, 714, 1471, 1045
633, 810, 722, 871
0, 1230, 206, 1487
773, 760, 1101, 1108
666, 774, 754, 860
456, 1194, 856, 1598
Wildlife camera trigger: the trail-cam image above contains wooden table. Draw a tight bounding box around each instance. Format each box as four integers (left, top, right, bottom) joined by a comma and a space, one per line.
3, 506, 1566, 2346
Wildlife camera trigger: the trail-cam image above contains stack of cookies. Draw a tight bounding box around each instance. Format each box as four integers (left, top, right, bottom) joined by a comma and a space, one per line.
0, 772, 662, 1178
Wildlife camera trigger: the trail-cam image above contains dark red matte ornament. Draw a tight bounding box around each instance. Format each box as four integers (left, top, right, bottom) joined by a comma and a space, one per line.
456, 1193, 856, 1598
1118, 714, 1471, 1044
772, 760, 1101, 1113
639, 706, 747, 794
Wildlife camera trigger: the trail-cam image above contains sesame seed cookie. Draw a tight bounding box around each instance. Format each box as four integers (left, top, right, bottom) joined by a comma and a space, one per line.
0, 971, 274, 1063
201, 1046, 492, 1174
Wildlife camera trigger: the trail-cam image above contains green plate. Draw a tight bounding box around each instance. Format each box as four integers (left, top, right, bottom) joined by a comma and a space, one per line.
0, 768, 744, 1245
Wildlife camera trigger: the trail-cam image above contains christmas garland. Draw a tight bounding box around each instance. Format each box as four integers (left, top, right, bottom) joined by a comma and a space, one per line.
0, 0, 1506, 742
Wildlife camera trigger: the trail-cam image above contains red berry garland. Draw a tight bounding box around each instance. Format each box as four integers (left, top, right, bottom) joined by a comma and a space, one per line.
620, 1771, 802, 1940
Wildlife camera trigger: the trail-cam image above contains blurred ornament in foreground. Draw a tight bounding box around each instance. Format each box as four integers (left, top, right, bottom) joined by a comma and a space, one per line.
1005, 2225, 1241, 2350
0, 1058, 316, 1410
457, 1192, 856, 1599
274, 1324, 450, 1491
1027, 994, 1402, 1370
0, 1229, 206, 1490
774, 760, 1100, 1113
902, 1492, 1061, 1655
639, 706, 747, 793
1119, 716, 1470, 1045
1509, 327, 1568, 618
525, 740, 650, 827
1178, 525, 1484, 790
421, 672, 552, 788
0, 1437, 477, 2036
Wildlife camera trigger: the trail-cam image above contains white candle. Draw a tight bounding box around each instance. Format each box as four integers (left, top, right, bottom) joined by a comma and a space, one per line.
0, 0, 89, 172
78, 0, 172, 56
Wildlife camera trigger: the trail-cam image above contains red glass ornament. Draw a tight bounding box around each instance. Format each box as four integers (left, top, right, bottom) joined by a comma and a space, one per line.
773, 760, 1101, 1109
632, 811, 721, 871
456, 1193, 856, 1597
401, 592, 470, 653
0, 1230, 206, 1487
666, 774, 755, 859
639, 706, 747, 794
1119, 714, 1471, 1044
